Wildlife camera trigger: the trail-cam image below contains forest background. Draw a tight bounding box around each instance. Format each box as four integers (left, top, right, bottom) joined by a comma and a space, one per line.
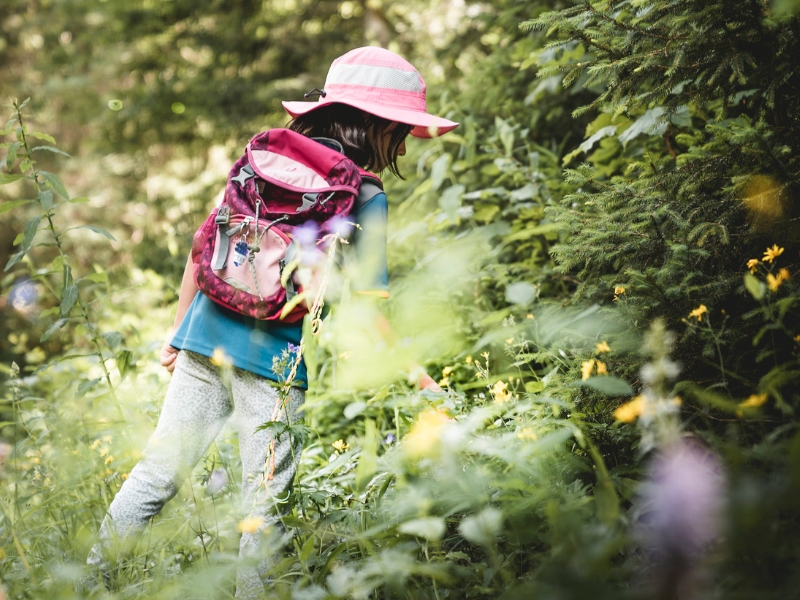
1, 0, 800, 598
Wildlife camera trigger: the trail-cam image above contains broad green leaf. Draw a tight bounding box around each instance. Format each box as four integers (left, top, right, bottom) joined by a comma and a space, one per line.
31, 145, 71, 158
563, 125, 617, 164
83, 272, 108, 283
29, 131, 56, 144
76, 378, 102, 398
581, 376, 634, 396
744, 273, 764, 300
6, 142, 20, 167
60, 284, 79, 316
40, 318, 69, 342
298, 535, 315, 563
344, 400, 366, 419
399, 517, 446, 541
38, 190, 53, 211
430, 154, 451, 192
0, 199, 33, 214
505, 282, 538, 306
0, 173, 25, 185
68, 196, 89, 204
459, 507, 502, 546
4, 250, 25, 271
354, 419, 378, 492
22, 215, 42, 250
102, 331, 122, 349
116, 349, 133, 379
618, 107, 667, 146
67, 224, 117, 241
39, 171, 70, 200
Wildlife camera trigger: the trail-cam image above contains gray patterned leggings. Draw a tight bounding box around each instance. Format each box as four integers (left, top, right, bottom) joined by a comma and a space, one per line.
87, 350, 304, 596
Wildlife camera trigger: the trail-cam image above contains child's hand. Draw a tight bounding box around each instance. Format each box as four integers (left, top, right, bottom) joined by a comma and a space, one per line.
417, 372, 443, 393
160, 342, 179, 374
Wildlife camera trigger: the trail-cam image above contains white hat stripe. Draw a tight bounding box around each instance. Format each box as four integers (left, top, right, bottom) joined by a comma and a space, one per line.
325, 63, 423, 93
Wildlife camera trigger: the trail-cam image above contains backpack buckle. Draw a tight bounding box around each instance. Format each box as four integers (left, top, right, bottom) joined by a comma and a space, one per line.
214, 205, 230, 225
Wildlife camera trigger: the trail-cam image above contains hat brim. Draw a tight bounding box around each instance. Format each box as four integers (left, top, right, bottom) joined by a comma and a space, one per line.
282, 99, 459, 139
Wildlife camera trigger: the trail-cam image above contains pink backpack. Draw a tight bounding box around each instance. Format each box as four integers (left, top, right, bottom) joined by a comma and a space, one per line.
191, 128, 382, 322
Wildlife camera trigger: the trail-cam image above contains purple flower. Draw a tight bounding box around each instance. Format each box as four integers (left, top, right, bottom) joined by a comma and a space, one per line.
288, 343, 301, 354
383, 433, 396, 445
9, 279, 39, 312
293, 221, 319, 248
328, 215, 354, 239
206, 468, 228, 495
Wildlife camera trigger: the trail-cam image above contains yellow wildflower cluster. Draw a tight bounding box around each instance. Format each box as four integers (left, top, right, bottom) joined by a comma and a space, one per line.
403, 409, 452, 459
595, 341, 611, 354
439, 366, 453, 387
767, 268, 790, 292
581, 359, 608, 380
688, 304, 708, 322
613, 395, 646, 423
332, 439, 349, 453
491, 380, 513, 404
237, 516, 265, 534
516, 427, 538, 441
763, 244, 785, 263
739, 393, 768, 408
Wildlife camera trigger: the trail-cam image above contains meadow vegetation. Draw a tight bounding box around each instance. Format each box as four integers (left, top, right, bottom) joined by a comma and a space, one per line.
1, 1, 799, 598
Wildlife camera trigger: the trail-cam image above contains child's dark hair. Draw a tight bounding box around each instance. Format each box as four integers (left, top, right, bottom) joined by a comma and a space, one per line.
288, 104, 412, 178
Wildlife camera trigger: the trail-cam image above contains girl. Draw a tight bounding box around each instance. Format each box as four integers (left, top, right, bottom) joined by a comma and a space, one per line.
87, 46, 458, 597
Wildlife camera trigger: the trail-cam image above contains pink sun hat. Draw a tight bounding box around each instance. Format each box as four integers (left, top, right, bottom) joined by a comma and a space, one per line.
282, 47, 459, 139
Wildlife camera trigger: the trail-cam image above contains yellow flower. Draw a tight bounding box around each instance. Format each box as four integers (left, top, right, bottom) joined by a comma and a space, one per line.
526, 313, 534, 320
740, 393, 768, 408
332, 439, 349, 453
767, 273, 781, 292
438, 377, 450, 387
516, 427, 538, 441
442, 366, 453, 376
90, 440, 101, 450
104, 455, 114, 465
102, 435, 112, 443
613, 395, 646, 423
237, 516, 265, 534
595, 361, 608, 376
795, 334, 800, 342
404, 410, 451, 459
672, 396, 683, 406
581, 359, 595, 381
763, 244, 785, 263
121, 473, 129, 480
491, 380, 512, 404
210, 347, 231, 367
505, 337, 514, 344
595, 341, 611, 354
747, 258, 759, 274
778, 268, 790, 281
614, 286, 626, 295
465, 356, 473, 364
99, 447, 109, 457
688, 304, 708, 322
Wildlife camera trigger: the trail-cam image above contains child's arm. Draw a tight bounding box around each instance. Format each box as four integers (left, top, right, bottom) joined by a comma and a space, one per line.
160, 253, 199, 374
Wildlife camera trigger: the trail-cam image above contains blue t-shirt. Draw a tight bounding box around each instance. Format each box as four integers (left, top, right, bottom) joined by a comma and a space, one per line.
170, 192, 390, 388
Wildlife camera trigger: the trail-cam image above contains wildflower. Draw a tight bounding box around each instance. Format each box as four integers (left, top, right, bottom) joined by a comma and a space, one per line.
383, 433, 396, 445
747, 258, 759, 274
795, 334, 800, 342
104, 455, 114, 465
505, 337, 514, 344
90, 440, 101, 450
763, 244, 784, 263
99, 447, 109, 457
613, 395, 646, 423
288, 343, 300, 354
767, 273, 781, 292
210, 347, 231, 367
688, 304, 708, 322
526, 313, 534, 320
465, 356, 472, 364
595, 341, 611, 354
481, 352, 490, 359
438, 376, 450, 387
102, 435, 112, 443
206, 469, 228, 495
581, 359, 596, 381
516, 427, 538, 441
404, 410, 450, 459
332, 439, 349, 453
491, 380, 512, 404
614, 286, 626, 295
442, 366, 453, 376
121, 473, 128, 481
739, 393, 768, 408
238, 516, 265, 534
596, 361, 608, 376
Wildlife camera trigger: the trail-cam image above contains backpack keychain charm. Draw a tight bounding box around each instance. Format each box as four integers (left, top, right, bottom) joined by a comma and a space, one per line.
233, 234, 249, 268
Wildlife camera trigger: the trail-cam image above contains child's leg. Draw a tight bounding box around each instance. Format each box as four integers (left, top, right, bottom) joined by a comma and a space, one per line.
87, 350, 233, 570
230, 371, 304, 598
